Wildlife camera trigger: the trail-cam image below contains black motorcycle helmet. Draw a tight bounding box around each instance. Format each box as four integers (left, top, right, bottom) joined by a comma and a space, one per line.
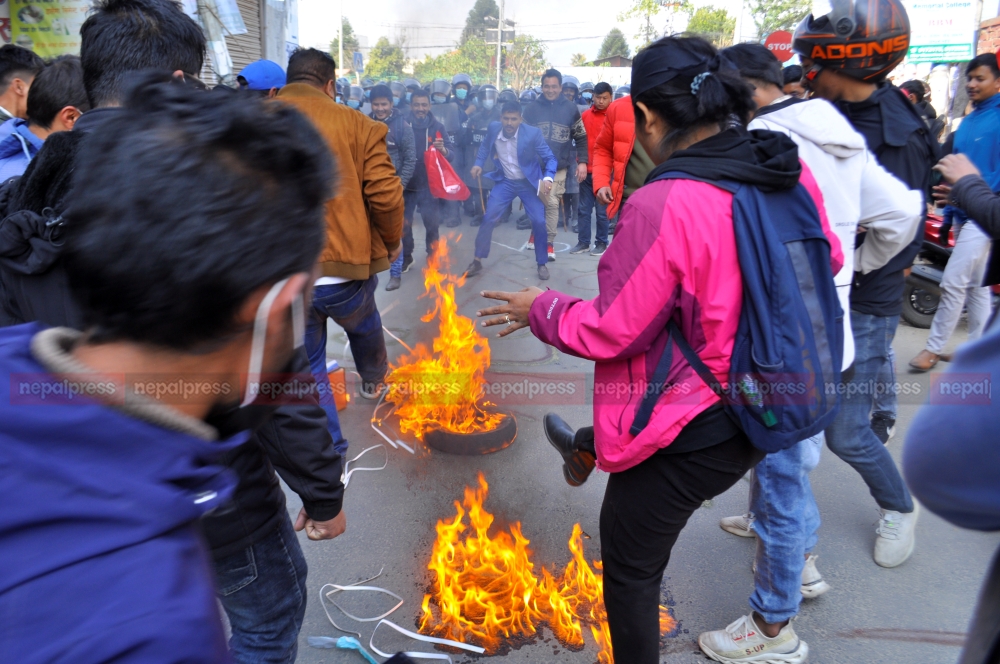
430, 78, 451, 104
614, 84, 630, 100
478, 84, 499, 111
792, 0, 910, 82
498, 88, 519, 106
347, 85, 365, 109
389, 81, 406, 106
519, 88, 537, 103
403, 77, 421, 91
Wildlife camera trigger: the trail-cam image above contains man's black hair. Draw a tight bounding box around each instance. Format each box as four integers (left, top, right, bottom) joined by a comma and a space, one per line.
410, 88, 430, 103
27, 56, 91, 129
967, 53, 1000, 78
541, 68, 562, 85
287, 48, 337, 88
782, 65, 803, 87
63, 73, 334, 350
79, 0, 206, 108
500, 101, 521, 116
594, 82, 613, 96
899, 79, 925, 103
369, 83, 393, 103
0, 44, 44, 95
720, 43, 783, 89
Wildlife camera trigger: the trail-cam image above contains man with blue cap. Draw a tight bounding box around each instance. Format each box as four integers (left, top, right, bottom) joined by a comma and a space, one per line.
237, 59, 286, 98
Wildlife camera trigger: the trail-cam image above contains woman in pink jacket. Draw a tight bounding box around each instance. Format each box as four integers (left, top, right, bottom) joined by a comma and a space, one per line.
477, 36, 840, 663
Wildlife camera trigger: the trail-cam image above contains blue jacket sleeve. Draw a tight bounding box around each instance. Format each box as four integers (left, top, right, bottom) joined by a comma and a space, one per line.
535, 132, 557, 180
903, 326, 1000, 531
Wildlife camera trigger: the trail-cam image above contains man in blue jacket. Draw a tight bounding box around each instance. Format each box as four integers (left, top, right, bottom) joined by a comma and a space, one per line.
465, 101, 557, 281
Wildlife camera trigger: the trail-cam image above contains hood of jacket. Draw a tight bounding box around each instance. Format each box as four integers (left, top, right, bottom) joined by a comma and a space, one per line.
0, 118, 42, 163
755, 97, 868, 160
647, 126, 801, 191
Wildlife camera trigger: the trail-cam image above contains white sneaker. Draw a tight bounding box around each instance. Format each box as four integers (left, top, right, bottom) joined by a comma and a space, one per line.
721, 513, 756, 538
699, 614, 808, 663
800, 554, 831, 599
874, 503, 919, 568
526, 234, 535, 250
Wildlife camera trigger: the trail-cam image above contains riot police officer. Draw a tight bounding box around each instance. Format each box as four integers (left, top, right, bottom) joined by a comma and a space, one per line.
451, 73, 476, 115
346, 84, 365, 111
579, 81, 595, 107
390, 80, 408, 113
462, 85, 501, 227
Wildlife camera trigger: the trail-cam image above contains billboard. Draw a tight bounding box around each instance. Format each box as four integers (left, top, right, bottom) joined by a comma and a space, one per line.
905, 0, 978, 63
10, 0, 88, 57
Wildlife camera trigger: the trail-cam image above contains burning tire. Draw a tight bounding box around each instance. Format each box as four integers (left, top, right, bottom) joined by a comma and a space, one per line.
424, 412, 517, 455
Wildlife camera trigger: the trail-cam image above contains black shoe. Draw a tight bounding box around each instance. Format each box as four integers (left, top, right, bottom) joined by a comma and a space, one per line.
871, 415, 896, 445
590, 242, 607, 256
445, 220, 462, 228
516, 216, 532, 231
544, 414, 596, 486
569, 242, 591, 254
537, 264, 550, 280
464, 260, 483, 278
401, 256, 413, 273
470, 215, 483, 227
385, 276, 401, 291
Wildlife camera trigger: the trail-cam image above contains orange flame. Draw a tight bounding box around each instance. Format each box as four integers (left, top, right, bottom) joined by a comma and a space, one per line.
385, 238, 503, 439
420, 473, 677, 662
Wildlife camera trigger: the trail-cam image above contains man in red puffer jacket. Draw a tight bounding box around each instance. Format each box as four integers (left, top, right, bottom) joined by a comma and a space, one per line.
592, 94, 655, 230
569, 82, 613, 256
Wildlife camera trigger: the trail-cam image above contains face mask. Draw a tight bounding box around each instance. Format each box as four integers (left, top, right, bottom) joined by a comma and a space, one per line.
348, 99, 361, 109
336, 96, 343, 104
393, 96, 400, 106
456, 88, 468, 100
241, 277, 304, 408
482, 99, 495, 110
582, 92, 592, 101
365, 90, 371, 100
432, 94, 446, 104
406, 91, 412, 102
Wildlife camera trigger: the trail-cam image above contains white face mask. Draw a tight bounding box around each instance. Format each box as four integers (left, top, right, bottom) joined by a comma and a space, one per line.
241, 277, 305, 408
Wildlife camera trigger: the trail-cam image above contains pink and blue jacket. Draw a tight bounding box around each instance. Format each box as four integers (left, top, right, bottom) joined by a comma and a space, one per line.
529, 164, 842, 473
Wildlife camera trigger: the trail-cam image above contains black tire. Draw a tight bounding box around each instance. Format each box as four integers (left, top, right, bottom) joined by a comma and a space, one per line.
902, 282, 939, 329
424, 412, 517, 455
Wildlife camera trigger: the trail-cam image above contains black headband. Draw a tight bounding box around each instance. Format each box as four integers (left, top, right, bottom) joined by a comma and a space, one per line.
630, 39, 714, 99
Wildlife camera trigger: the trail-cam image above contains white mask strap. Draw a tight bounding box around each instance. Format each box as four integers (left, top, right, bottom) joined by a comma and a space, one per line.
292, 292, 305, 349
241, 277, 290, 408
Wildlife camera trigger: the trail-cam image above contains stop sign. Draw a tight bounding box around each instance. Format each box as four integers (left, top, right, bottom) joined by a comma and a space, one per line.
765, 31, 794, 63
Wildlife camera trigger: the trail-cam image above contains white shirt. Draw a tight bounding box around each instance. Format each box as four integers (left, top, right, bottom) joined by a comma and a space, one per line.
495, 127, 525, 180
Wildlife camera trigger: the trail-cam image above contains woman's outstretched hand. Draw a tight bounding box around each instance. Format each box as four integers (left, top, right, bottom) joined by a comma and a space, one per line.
477, 287, 545, 337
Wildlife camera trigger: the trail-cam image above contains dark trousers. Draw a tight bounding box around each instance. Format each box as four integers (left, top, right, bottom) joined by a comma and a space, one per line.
215, 512, 308, 664
600, 432, 765, 664
578, 173, 609, 246
403, 188, 441, 260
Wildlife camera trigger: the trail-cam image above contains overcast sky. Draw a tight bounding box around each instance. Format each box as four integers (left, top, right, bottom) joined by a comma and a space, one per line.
297, 0, 747, 68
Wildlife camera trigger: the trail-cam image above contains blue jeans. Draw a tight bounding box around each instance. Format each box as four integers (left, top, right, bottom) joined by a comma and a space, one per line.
872, 340, 896, 420
748, 434, 823, 623
305, 277, 387, 454
825, 311, 913, 513
214, 512, 308, 664
474, 177, 548, 266
403, 188, 441, 261
390, 254, 404, 278
577, 174, 609, 246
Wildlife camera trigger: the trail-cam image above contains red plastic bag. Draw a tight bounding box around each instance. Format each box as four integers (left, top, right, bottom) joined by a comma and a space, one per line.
424, 134, 470, 201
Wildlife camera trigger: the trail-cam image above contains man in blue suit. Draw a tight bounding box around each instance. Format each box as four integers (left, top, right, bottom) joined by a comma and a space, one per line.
465, 101, 557, 280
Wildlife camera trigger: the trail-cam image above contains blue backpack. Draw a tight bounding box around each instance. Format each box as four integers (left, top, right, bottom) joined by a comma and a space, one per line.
630, 173, 843, 453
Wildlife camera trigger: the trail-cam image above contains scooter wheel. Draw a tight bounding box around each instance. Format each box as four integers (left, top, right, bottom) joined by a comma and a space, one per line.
902, 282, 939, 329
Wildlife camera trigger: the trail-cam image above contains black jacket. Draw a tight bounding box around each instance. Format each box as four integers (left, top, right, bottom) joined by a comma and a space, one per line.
836, 84, 940, 317
0, 106, 344, 559
372, 109, 417, 189
405, 111, 456, 192
522, 95, 588, 172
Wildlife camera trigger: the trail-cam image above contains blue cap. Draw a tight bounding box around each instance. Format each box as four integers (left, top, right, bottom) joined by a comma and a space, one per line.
238, 60, 286, 91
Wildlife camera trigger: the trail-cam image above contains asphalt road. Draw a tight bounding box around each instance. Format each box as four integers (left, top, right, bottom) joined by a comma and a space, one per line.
287, 215, 998, 664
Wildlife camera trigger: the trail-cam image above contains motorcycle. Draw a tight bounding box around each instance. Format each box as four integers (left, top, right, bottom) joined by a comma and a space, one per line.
902, 212, 1000, 328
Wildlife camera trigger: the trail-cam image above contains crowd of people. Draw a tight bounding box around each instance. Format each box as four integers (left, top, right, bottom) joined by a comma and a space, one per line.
2, 0, 1000, 663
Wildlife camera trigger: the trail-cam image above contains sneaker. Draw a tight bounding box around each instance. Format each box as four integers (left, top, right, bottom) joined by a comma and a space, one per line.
699, 614, 807, 664
358, 382, 388, 401
516, 214, 532, 230
591, 242, 607, 256
526, 234, 535, 250
547, 243, 556, 262
385, 276, 401, 291
537, 264, 550, 280
401, 256, 413, 273
800, 554, 831, 599
871, 415, 895, 445
874, 503, 919, 568
469, 215, 482, 227
720, 514, 756, 538
569, 242, 591, 254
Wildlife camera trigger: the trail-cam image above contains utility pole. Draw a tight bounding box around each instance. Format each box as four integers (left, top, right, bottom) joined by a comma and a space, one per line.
496, 0, 504, 89
338, 0, 343, 76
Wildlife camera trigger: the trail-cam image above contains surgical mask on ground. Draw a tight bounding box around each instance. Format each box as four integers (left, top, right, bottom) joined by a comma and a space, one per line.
482, 99, 495, 110
456, 88, 468, 100
432, 94, 447, 104
348, 99, 361, 109
241, 278, 304, 408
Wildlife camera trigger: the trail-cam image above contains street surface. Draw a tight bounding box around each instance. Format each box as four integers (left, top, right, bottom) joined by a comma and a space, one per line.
287, 216, 997, 664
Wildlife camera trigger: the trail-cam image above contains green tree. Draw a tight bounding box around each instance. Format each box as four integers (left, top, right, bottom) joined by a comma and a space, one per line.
365, 36, 406, 80
618, 0, 665, 47
748, 0, 810, 41
504, 34, 546, 92
414, 37, 494, 84
329, 16, 360, 70
597, 27, 631, 60
570, 53, 588, 66
687, 6, 736, 47
461, 0, 500, 44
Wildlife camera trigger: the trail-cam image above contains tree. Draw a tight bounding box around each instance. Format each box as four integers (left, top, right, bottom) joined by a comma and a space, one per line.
461, 0, 500, 44
748, 0, 810, 41
618, 0, 665, 47
570, 53, 588, 66
365, 36, 406, 80
597, 28, 631, 60
329, 16, 360, 70
504, 34, 546, 92
687, 6, 736, 48
414, 37, 494, 84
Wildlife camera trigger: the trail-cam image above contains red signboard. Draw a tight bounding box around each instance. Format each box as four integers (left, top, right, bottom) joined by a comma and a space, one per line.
765, 30, 794, 62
